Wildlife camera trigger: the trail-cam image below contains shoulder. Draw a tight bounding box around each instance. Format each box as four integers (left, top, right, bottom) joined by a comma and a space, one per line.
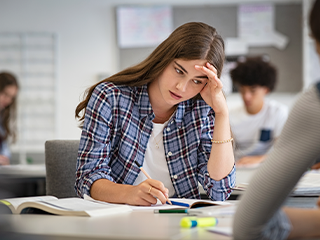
265, 100, 288, 116
94, 82, 135, 98
92, 82, 138, 104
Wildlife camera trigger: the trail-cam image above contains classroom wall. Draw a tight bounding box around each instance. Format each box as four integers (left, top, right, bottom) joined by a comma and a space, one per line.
0, 0, 305, 157
120, 3, 303, 93
1, 0, 120, 141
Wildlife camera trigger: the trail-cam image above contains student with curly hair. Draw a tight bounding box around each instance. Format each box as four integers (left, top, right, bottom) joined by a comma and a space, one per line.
229, 57, 288, 166
74, 22, 235, 206
0, 72, 19, 165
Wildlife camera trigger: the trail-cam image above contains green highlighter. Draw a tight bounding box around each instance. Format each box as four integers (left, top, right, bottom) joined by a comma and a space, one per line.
180, 217, 218, 228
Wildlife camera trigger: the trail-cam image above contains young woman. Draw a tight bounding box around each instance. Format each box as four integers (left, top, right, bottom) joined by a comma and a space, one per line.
0, 72, 19, 165
233, 0, 320, 239
75, 22, 235, 206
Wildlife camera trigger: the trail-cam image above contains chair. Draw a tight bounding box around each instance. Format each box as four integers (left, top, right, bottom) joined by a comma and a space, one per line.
45, 140, 80, 198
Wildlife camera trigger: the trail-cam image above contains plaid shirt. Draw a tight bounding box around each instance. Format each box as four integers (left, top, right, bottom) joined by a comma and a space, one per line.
75, 82, 235, 201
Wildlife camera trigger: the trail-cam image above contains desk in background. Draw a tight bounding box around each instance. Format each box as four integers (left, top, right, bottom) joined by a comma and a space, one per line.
0, 164, 46, 198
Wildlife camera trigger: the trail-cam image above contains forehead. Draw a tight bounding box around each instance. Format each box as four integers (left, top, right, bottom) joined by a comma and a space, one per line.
174, 59, 207, 66
2, 85, 18, 96
239, 85, 266, 91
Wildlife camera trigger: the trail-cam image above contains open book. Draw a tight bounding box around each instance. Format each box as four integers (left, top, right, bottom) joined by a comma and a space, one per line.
127, 197, 232, 211
0, 195, 132, 217
167, 198, 231, 209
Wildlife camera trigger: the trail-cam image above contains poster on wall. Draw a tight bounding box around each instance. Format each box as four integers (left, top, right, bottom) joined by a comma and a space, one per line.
116, 5, 173, 48
237, 3, 288, 50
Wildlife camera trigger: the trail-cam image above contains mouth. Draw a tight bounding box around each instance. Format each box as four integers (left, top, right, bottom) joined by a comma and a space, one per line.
169, 91, 182, 100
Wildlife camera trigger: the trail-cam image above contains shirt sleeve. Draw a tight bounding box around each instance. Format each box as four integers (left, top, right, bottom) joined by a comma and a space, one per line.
0, 139, 11, 159
233, 85, 320, 240
197, 111, 236, 201
75, 84, 117, 197
273, 104, 289, 138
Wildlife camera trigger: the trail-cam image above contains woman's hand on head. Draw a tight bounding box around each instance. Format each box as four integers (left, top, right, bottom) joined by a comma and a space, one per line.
195, 62, 228, 116
125, 179, 169, 206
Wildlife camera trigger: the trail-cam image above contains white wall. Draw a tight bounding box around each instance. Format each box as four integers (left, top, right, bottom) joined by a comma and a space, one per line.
0, 0, 303, 143
1, 0, 121, 140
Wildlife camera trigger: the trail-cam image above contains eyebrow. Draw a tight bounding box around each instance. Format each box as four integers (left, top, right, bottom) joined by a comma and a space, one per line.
174, 61, 208, 79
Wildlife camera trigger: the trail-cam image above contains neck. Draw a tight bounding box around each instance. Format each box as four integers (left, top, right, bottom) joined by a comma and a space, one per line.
148, 80, 177, 124
153, 106, 176, 123
246, 102, 264, 115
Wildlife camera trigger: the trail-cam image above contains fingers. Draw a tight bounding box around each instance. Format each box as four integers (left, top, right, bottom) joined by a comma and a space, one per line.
311, 162, 320, 169
195, 63, 222, 89
142, 179, 169, 205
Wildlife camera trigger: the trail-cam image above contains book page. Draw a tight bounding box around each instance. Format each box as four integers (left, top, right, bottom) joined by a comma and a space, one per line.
188, 204, 237, 217
0, 196, 57, 213
169, 198, 232, 208
17, 198, 132, 217
130, 198, 231, 211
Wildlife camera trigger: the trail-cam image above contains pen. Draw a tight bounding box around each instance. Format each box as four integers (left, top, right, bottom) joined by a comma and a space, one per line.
180, 217, 218, 228
134, 161, 172, 205
154, 209, 188, 214
168, 200, 190, 208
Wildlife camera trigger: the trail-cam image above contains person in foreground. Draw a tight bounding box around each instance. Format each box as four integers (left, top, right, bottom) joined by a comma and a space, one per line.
75, 22, 235, 206
233, 0, 320, 239
229, 57, 288, 166
0, 72, 19, 165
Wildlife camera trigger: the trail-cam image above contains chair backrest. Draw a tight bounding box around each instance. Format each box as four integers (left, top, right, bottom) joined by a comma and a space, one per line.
45, 140, 80, 198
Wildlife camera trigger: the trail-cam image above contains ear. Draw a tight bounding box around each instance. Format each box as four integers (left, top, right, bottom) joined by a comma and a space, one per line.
263, 87, 270, 94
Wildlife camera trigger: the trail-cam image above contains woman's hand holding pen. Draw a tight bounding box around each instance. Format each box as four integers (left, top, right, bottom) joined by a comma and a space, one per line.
125, 179, 169, 206
195, 62, 228, 116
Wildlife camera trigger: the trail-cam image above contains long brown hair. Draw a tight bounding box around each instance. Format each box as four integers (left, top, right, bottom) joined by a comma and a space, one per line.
310, 0, 320, 43
0, 72, 19, 142
75, 22, 225, 124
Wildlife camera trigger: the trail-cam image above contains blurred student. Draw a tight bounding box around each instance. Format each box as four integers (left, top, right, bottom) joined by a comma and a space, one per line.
229, 57, 288, 166
0, 72, 19, 165
74, 22, 235, 206
233, 0, 320, 239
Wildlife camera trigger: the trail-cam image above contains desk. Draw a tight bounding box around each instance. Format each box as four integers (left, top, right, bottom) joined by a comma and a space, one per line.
1, 211, 232, 240
1, 196, 319, 240
0, 164, 46, 198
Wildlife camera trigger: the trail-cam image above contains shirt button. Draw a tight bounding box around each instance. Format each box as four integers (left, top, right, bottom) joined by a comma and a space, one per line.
167, 127, 170, 132
173, 175, 178, 179
168, 152, 172, 156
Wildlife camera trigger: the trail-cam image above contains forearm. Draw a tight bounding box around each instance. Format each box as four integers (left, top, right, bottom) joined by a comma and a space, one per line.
284, 208, 320, 239
208, 112, 234, 180
236, 155, 266, 166
91, 179, 133, 203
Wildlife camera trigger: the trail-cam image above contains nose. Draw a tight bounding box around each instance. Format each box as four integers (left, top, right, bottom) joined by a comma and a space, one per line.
242, 91, 252, 102
176, 80, 188, 92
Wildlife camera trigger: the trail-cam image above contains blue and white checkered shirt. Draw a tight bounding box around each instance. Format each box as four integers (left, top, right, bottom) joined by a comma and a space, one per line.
75, 82, 235, 201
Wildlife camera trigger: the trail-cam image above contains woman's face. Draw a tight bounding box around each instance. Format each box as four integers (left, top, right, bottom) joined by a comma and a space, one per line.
154, 59, 208, 107
0, 85, 18, 110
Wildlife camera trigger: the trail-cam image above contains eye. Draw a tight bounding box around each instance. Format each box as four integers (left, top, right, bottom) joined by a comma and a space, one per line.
175, 68, 183, 75
192, 79, 203, 85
